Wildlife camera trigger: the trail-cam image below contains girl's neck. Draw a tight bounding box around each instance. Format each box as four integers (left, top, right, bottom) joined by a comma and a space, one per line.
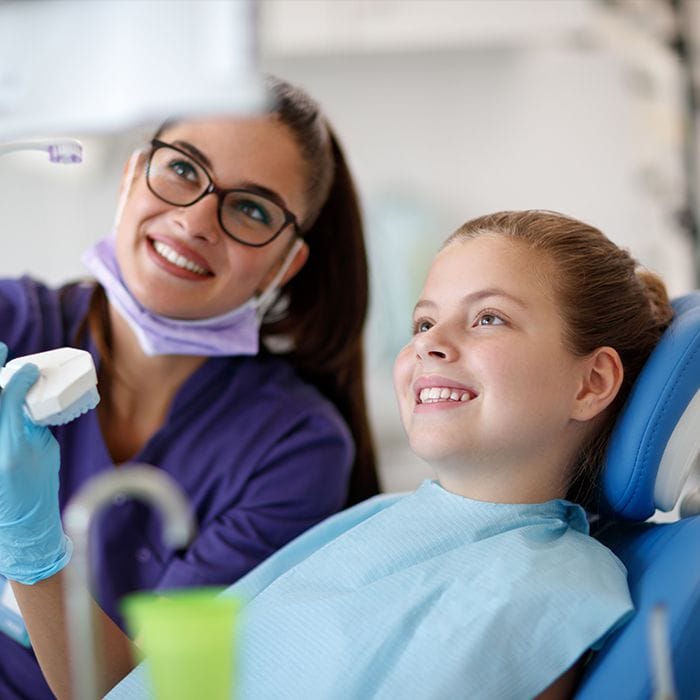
428, 422, 587, 505
433, 460, 570, 505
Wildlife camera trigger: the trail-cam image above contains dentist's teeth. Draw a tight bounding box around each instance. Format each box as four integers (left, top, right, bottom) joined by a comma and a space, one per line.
153, 240, 208, 275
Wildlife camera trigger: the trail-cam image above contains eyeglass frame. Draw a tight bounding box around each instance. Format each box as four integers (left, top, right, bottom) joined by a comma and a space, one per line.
145, 138, 302, 248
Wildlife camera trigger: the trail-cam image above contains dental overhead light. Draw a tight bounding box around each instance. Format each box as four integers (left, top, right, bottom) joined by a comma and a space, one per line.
0, 0, 265, 139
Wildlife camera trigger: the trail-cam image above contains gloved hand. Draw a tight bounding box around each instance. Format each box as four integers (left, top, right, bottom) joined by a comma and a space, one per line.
0, 342, 72, 584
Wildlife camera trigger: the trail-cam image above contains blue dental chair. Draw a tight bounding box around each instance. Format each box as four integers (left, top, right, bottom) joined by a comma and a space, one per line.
575, 292, 700, 700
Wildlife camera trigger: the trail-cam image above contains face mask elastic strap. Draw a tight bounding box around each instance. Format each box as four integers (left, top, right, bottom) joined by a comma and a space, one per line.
112, 148, 146, 231
256, 238, 304, 321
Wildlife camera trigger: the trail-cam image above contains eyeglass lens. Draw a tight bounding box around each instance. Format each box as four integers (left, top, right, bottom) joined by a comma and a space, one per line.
147, 145, 289, 246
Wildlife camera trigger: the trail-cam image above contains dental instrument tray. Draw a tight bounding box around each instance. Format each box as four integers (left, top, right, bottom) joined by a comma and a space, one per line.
0, 347, 99, 426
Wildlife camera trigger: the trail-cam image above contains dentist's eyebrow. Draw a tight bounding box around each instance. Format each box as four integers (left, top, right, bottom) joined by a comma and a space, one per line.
171, 140, 213, 170
170, 139, 292, 211
413, 288, 528, 314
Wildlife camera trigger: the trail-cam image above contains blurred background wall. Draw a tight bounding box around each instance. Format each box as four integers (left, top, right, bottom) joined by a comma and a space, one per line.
0, 0, 697, 492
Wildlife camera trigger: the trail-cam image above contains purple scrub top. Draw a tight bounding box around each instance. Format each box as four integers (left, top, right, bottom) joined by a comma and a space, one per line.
0, 277, 354, 699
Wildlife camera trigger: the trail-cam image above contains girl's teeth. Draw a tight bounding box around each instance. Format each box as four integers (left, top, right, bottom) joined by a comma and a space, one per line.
418, 387, 471, 403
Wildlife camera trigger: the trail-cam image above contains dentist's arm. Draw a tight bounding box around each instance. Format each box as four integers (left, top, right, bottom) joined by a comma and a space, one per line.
0, 343, 136, 697
11, 572, 136, 699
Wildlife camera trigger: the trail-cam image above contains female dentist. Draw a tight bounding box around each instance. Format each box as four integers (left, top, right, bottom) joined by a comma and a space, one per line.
0, 75, 378, 699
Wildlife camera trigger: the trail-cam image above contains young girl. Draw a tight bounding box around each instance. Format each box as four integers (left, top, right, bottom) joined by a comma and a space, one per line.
2, 210, 672, 698
0, 76, 378, 698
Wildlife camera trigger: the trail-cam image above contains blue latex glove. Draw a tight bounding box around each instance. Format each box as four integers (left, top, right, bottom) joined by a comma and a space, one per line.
0, 343, 72, 584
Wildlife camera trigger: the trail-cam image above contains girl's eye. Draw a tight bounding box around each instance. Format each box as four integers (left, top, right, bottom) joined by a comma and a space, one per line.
412, 319, 433, 334
475, 312, 505, 327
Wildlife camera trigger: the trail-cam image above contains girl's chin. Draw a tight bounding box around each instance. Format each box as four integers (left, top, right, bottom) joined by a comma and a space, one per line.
408, 443, 464, 466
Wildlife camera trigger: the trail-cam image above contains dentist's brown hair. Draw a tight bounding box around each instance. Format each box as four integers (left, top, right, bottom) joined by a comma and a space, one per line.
82, 76, 378, 505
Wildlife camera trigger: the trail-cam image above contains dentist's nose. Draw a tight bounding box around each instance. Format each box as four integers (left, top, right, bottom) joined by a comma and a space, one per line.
174, 193, 222, 243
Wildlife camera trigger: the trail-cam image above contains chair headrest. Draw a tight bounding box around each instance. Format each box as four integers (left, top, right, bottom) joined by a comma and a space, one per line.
601, 292, 700, 520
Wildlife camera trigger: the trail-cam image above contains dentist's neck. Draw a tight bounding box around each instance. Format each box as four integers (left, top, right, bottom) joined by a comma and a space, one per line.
106, 303, 206, 394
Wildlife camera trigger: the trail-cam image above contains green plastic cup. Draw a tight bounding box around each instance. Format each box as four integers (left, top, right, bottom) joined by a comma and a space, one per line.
122, 587, 242, 700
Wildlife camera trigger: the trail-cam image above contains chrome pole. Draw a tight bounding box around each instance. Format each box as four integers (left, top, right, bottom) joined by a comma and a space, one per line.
63, 464, 195, 700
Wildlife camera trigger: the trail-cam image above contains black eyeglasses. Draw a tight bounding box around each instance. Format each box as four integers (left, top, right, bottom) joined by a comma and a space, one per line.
145, 139, 301, 247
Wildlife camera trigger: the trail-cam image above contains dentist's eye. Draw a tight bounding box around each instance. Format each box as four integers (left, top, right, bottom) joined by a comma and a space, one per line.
224, 192, 276, 231
475, 311, 506, 327
412, 318, 434, 334
168, 158, 200, 184
234, 199, 272, 225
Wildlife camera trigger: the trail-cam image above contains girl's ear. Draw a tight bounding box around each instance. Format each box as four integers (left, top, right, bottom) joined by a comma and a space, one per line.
572, 347, 624, 422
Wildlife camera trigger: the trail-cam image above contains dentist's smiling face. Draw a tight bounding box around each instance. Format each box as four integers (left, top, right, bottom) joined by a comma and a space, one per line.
115, 116, 309, 320
393, 234, 589, 494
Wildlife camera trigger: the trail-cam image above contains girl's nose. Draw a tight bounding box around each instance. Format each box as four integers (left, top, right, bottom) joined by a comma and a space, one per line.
413, 326, 456, 361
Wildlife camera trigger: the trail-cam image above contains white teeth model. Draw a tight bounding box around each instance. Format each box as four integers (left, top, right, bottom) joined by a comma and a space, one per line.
153, 240, 208, 275
0, 348, 100, 425
418, 387, 471, 404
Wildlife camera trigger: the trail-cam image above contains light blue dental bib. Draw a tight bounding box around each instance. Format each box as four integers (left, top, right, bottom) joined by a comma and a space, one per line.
109, 480, 632, 699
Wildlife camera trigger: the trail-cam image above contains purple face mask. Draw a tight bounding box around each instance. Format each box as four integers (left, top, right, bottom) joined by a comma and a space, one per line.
81, 236, 302, 357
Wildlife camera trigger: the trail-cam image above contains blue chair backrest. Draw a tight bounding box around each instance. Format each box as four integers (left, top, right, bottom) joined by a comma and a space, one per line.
575, 292, 700, 700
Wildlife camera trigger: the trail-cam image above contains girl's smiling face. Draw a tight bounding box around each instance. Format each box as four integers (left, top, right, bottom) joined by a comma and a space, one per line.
114, 116, 309, 320
393, 234, 593, 501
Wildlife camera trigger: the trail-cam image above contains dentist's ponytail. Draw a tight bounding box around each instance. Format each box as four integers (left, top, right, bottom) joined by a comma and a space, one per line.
262, 77, 378, 505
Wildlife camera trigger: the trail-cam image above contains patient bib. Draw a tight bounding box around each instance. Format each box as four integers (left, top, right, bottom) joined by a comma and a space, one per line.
109, 480, 633, 700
